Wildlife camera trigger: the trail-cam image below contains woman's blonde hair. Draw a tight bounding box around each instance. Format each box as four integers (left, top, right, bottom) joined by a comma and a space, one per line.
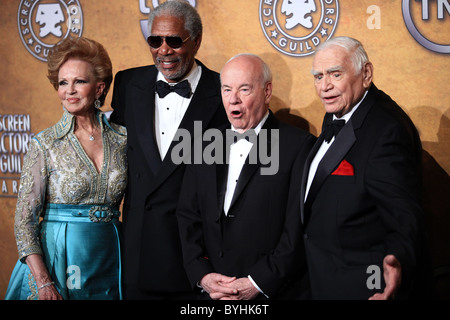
47, 37, 113, 106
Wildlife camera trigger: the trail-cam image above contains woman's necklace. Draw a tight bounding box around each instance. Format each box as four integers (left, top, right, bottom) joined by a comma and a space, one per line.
78, 122, 98, 142
88, 126, 98, 141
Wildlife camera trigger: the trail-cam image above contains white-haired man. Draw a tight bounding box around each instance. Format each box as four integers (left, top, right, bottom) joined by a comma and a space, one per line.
301, 36, 426, 299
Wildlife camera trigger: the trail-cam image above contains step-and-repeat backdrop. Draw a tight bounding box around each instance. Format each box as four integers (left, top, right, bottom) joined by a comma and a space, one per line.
1, 0, 449, 298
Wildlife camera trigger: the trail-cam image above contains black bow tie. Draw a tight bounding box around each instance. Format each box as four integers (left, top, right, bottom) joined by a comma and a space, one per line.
226, 129, 256, 144
155, 80, 191, 98
323, 119, 345, 143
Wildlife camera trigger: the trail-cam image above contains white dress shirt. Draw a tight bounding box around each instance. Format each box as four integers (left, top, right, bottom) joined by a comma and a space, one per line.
154, 62, 202, 160
223, 111, 269, 215
304, 90, 368, 201
222, 111, 269, 298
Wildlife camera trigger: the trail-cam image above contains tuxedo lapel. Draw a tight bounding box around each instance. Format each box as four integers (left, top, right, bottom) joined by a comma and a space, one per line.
302, 85, 377, 224
300, 134, 325, 224
306, 122, 356, 203
227, 113, 277, 214
128, 71, 162, 176
149, 64, 223, 193
229, 160, 260, 214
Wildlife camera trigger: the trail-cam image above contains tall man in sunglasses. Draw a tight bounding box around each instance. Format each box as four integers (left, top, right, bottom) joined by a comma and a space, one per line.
110, 0, 227, 299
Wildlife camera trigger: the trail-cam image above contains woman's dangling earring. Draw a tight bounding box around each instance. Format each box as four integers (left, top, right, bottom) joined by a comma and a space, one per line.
94, 99, 101, 109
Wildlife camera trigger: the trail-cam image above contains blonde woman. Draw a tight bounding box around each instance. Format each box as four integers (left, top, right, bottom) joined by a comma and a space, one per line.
5, 37, 127, 300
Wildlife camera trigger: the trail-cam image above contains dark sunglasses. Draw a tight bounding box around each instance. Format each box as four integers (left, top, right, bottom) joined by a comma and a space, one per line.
147, 35, 191, 49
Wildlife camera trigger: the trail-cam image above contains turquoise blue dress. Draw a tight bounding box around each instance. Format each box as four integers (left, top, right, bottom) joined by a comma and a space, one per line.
5, 110, 127, 300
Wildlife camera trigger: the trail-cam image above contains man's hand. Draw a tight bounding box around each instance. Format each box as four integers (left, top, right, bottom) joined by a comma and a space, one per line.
200, 273, 238, 300
219, 277, 260, 300
369, 254, 402, 300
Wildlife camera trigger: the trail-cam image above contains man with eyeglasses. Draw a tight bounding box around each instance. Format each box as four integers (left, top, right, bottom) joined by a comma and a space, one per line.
110, 0, 228, 300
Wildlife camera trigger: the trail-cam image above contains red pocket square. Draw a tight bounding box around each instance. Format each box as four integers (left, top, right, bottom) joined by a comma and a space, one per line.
332, 160, 354, 176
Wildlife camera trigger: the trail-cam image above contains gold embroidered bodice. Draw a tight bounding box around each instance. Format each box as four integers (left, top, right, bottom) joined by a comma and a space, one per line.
14, 110, 127, 261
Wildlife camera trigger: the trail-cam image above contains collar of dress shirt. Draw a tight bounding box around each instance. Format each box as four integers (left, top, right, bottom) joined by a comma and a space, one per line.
333, 90, 368, 122
156, 61, 201, 94
230, 110, 269, 136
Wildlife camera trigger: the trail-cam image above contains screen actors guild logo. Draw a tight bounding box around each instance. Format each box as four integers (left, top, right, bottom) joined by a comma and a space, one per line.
282, 0, 317, 29
18, 0, 84, 62
36, 3, 64, 37
260, 0, 339, 57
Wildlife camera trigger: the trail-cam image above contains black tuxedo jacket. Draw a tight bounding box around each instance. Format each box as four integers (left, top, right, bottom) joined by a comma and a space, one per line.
110, 60, 228, 292
176, 112, 316, 299
300, 84, 424, 299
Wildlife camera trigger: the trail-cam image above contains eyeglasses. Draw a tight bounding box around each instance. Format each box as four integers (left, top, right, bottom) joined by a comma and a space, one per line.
147, 35, 191, 49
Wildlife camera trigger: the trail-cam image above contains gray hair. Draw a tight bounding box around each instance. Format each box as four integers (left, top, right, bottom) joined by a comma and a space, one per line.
147, 0, 202, 39
223, 53, 273, 87
315, 36, 370, 73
